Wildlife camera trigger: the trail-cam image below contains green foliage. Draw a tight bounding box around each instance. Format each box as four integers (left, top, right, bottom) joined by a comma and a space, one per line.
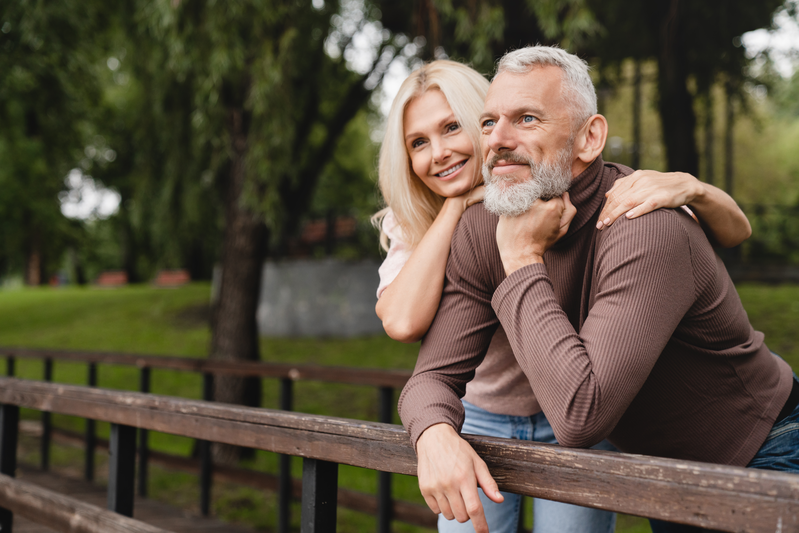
0, 1, 109, 281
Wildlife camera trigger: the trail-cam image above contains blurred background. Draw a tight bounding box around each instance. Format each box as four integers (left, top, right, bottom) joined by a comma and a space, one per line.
1, 1, 798, 531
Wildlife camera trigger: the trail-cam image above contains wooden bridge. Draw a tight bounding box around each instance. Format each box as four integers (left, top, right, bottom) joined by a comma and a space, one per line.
0, 347, 797, 533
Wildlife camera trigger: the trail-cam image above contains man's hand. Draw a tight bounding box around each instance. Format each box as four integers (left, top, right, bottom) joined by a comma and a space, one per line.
416, 423, 503, 533
496, 192, 576, 276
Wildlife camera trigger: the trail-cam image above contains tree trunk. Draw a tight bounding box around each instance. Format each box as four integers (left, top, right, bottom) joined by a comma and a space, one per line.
631, 59, 642, 170
210, 107, 265, 464
723, 83, 734, 196
656, 0, 699, 175
703, 90, 715, 185
25, 230, 41, 286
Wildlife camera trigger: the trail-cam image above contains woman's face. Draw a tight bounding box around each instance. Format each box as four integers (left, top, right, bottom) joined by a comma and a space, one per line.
403, 90, 480, 198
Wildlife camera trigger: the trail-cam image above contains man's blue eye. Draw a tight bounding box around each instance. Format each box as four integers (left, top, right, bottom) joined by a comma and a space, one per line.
482, 120, 495, 127
523, 115, 536, 123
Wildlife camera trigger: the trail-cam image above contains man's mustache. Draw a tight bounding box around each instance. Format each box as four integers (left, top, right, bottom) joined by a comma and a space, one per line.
484, 152, 532, 182
486, 152, 531, 169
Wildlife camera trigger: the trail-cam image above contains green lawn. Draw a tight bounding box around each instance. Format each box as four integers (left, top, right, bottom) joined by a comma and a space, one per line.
1, 282, 797, 532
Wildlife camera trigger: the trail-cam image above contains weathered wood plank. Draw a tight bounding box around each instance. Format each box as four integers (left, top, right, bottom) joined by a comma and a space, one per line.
0, 472, 174, 533
15, 466, 256, 533
0, 348, 412, 388
2, 378, 798, 532
42, 425, 438, 529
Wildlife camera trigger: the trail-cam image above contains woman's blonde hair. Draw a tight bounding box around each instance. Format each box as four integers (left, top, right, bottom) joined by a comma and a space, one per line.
372, 60, 490, 251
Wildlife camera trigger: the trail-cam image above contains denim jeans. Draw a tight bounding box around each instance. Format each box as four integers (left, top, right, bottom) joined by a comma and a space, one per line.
437, 401, 617, 533
650, 378, 799, 533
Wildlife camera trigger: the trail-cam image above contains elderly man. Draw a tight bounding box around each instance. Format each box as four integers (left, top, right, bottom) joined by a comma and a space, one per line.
398, 46, 799, 533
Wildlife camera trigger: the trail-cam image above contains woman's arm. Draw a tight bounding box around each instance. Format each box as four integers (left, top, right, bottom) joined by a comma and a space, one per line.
597, 170, 752, 247
376, 187, 483, 343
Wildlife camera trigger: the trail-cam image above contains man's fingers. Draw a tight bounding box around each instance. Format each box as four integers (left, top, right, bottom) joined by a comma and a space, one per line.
421, 493, 442, 516
462, 490, 490, 533
474, 457, 503, 504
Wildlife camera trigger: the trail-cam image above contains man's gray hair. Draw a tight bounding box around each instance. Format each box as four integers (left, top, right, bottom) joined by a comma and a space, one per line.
495, 45, 597, 126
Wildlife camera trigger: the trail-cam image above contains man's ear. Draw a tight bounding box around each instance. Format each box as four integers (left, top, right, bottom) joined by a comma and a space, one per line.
573, 114, 608, 165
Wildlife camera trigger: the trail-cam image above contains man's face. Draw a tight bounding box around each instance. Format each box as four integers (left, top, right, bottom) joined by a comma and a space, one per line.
479, 66, 576, 216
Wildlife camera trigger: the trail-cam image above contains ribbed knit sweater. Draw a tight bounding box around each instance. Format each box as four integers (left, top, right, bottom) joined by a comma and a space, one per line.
398, 157, 794, 466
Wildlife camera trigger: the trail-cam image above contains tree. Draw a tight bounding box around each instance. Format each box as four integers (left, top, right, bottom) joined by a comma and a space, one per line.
120, 0, 405, 461
0, 1, 109, 284
587, 0, 785, 175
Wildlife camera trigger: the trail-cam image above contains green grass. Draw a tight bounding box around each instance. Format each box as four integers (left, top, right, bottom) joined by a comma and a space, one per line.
2, 282, 798, 532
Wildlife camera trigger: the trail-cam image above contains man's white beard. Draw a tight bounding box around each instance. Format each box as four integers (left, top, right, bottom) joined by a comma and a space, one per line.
482, 148, 573, 217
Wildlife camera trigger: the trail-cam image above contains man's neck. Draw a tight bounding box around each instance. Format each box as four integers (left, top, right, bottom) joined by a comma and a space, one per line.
562, 156, 606, 241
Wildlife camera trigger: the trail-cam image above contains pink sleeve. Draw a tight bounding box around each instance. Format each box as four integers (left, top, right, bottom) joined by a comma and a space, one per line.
376, 209, 413, 298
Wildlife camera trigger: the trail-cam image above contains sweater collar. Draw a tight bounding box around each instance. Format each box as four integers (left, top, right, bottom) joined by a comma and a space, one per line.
562, 155, 607, 241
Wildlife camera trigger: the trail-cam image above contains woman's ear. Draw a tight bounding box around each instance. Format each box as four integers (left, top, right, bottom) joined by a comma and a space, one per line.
574, 114, 608, 166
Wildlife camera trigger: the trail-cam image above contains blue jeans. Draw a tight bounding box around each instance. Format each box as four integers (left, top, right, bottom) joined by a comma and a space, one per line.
650, 378, 799, 533
438, 401, 617, 533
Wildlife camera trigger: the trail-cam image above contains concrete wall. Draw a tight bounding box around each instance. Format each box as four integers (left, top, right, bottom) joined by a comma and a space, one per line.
256, 259, 384, 337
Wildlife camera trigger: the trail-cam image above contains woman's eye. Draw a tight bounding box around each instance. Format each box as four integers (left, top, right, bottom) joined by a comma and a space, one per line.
446, 122, 460, 133
522, 115, 537, 123
411, 139, 425, 149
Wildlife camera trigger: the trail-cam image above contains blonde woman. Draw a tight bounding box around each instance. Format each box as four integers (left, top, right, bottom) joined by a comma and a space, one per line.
373, 60, 751, 533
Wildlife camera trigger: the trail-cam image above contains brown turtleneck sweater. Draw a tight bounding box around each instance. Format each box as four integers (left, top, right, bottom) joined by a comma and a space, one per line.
399, 157, 793, 466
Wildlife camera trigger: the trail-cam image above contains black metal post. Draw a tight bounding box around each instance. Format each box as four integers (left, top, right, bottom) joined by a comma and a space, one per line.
199, 372, 213, 517
5, 356, 14, 377
517, 497, 526, 533
137, 367, 151, 497
301, 458, 338, 533
278, 377, 294, 533
377, 387, 394, 533
85, 362, 97, 481
40, 358, 52, 471
108, 423, 136, 517
0, 403, 19, 532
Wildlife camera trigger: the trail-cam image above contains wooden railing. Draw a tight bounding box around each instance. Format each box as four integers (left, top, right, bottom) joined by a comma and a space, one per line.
0, 347, 421, 531
0, 378, 797, 533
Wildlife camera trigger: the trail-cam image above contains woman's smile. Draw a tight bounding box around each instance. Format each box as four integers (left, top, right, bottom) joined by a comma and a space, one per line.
435, 159, 468, 179
403, 90, 480, 198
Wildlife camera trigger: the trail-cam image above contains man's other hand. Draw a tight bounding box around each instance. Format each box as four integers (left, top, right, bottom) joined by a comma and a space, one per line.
496, 192, 576, 276
416, 423, 503, 533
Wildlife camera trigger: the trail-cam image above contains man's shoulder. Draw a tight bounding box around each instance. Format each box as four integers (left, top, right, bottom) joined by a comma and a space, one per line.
602, 161, 635, 184
456, 203, 499, 246
462, 202, 498, 225
597, 205, 704, 258
451, 203, 505, 284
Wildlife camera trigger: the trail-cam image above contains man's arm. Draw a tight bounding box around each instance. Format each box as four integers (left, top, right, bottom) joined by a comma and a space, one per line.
398, 207, 502, 445
494, 208, 696, 448
397, 207, 503, 532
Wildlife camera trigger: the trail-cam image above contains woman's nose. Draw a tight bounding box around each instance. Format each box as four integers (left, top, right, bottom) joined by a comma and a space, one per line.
431, 139, 451, 163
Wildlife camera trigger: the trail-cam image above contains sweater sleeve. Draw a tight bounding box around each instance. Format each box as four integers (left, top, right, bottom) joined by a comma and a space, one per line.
492, 210, 696, 448
397, 210, 501, 447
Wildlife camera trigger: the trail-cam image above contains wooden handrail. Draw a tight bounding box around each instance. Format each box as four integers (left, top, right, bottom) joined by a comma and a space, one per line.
0, 347, 412, 388
41, 425, 438, 528
0, 377, 797, 532
0, 472, 173, 533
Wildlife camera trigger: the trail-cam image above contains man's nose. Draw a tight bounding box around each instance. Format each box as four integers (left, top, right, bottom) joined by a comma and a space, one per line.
487, 119, 517, 154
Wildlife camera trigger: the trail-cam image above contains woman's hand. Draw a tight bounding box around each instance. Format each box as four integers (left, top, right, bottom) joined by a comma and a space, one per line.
597, 170, 701, 229
448, 185, 485, 213
496, 192, 576, 276
596, 170, 751, 247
